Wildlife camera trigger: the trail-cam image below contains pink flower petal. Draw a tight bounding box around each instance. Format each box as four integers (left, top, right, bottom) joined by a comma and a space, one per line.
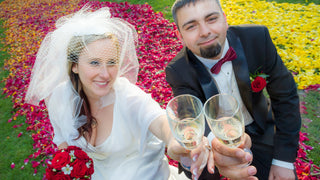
11, 162, 15, 169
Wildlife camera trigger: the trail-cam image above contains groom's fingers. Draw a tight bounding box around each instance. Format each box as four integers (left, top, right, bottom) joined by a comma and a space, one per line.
212, 134, 252, 157
214, 149, 252, 166
212, 135, 252, 162
238, 134, 252, 149
217, 165, 258, 180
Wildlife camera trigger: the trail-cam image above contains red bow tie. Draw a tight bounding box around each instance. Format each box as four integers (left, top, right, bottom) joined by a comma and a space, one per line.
210, 47, 237, 74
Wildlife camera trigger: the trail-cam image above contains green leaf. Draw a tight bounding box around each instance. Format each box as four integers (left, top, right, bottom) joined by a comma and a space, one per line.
258, 74, 269, 79
155, 70, 164, 75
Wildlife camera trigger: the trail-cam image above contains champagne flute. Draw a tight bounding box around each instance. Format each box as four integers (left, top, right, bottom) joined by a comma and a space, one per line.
166, 94, 207, 171
203, 93, 252, 166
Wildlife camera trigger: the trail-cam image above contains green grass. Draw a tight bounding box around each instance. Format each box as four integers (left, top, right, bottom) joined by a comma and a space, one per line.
0, 111, 46, 179
0, 20, 46, 179
0, 0, 319, 179
299, 90, 320, 165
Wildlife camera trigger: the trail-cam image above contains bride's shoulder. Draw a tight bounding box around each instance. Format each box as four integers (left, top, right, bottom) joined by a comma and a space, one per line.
115, 77, 147, 96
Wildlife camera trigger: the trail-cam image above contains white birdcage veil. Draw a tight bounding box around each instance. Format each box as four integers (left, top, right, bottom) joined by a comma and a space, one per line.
25, 5, 139, 142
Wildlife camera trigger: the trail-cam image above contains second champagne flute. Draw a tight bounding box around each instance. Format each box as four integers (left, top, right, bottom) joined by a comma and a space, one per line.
203, 93, 252, 166
166, 94, 207, 171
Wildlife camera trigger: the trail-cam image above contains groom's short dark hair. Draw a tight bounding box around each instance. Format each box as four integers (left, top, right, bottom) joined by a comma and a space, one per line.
171, 0, 222, 30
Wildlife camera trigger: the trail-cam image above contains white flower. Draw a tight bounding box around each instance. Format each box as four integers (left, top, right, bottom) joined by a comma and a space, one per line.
62, 164, 73, 175
69, 150, 75, 160
86, 161, 92, 168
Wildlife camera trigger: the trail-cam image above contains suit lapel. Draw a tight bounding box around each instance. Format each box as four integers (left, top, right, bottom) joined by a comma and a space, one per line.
186, 49, 219, 101
184, 30, 254, 114
227, 30, 253, 114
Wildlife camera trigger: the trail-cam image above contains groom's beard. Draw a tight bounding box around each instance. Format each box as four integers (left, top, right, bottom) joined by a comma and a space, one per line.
200, 43, 222, 59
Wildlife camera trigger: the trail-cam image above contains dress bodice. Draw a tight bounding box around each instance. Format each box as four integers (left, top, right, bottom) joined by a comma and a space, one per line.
57, 78, 170, 180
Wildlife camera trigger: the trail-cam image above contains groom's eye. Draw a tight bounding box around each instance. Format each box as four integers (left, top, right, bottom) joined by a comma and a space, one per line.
207, 17, 217, 23
185, 24, 196, 30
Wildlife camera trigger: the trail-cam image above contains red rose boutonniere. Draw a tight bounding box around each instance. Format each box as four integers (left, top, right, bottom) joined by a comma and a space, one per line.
45, 146, 94, 180
250, 70, 269, 93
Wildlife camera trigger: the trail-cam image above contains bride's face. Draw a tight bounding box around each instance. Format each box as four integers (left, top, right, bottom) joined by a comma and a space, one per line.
72, 38, 119, 101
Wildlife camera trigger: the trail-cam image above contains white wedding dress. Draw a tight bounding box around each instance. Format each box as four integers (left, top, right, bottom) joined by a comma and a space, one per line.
49, 77, 187, 180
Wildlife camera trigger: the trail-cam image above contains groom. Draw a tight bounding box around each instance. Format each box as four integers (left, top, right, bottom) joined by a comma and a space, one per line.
165, 0, 301, 179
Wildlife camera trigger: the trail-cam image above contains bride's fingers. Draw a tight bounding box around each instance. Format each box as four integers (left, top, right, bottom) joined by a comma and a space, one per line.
207, 148, 215, 174
58, 142, 68, 150
167, 139, 190, 161
190, 137, 211, 179
190, 137, 208, 160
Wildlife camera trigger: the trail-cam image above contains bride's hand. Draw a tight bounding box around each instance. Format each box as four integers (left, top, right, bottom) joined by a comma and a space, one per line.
167, 137, 190, 162
190, 137, 211, 180
58, 142, 69, 150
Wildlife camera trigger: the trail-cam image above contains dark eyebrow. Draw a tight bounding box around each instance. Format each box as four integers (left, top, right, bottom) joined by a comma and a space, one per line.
181, 19, 196, 29
181, 12, 220, 29
205, 12, 220, 19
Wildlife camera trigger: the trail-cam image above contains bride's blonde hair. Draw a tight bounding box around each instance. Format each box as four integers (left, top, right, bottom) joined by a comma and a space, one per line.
66, 33, 120, 139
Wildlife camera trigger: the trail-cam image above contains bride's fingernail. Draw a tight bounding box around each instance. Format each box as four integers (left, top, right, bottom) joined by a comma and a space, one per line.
193, 168, 198, 176
211, 168, 215, 174
193, 155, 198, 162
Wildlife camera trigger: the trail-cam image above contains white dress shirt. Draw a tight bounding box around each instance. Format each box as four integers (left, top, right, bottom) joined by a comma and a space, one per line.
196, 39, 294, 170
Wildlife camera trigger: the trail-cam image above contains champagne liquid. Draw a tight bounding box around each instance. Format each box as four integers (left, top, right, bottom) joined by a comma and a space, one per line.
210, 117, 243, 148
174, 118, 202, 150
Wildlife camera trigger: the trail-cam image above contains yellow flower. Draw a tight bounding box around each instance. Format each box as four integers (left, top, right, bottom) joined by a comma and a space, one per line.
221, 0, 320, 89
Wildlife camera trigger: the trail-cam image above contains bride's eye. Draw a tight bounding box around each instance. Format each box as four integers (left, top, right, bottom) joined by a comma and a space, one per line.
89, 60, 100, 66
107, 59, 117, 66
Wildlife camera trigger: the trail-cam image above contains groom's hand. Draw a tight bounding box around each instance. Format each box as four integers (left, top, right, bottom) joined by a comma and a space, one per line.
211, 133, 258, 180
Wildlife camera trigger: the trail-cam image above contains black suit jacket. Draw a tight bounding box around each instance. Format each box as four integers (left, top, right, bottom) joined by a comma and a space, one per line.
166, 25, 301, 165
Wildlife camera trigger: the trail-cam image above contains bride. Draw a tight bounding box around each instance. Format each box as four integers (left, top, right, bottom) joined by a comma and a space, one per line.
25, 5, 208, 180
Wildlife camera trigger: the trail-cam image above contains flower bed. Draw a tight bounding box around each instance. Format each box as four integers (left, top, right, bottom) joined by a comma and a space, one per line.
0, 0, 319, 179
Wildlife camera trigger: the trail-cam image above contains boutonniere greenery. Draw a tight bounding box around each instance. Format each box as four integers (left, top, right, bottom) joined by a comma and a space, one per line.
250, 68, 269, 93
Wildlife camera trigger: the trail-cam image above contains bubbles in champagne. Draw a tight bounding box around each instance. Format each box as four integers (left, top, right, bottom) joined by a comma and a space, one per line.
210, 117, 243, 148
174, 118, 202, 150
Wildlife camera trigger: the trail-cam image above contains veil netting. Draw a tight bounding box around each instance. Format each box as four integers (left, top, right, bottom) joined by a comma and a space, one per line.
25, 5, 139, 144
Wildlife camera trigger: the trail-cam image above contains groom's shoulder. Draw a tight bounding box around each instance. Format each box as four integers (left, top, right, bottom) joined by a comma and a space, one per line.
167, 47, 188, 67
229, 24, 268, 31
228, 24, 270, 42
228, 24, 269, 36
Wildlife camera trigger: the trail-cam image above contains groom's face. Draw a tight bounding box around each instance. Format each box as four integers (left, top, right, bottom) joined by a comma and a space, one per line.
176, 0, 228, 60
